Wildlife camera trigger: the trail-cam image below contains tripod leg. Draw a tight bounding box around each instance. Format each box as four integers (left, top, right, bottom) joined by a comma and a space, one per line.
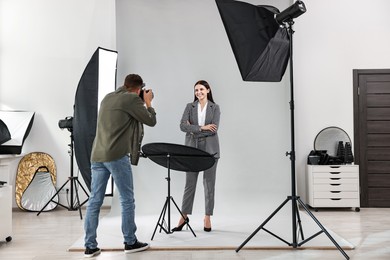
75, 178, 89, 207
160, 199, 170, 233
72, 179, 83, 219
297, 198, 349, 260
236, 197, 290, 252
294, 200, 304, 240
37, 179, 70, 216
151, 198, 169, 240
158, 198, 170, 234
170, 197, 196, 237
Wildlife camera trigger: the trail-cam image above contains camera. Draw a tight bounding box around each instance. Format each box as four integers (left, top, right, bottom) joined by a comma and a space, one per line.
58, 116, 73, 130
139, 88, 154, 101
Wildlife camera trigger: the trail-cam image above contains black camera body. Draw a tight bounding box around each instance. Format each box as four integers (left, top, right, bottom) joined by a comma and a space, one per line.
58, 116, 73, 130
139, 89, 153, 101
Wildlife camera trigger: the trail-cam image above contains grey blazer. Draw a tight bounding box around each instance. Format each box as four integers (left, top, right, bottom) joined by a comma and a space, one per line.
180, 101, 220, 158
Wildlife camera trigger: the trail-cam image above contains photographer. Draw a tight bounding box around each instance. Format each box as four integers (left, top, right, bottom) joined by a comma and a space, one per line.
84, 74, 156, 257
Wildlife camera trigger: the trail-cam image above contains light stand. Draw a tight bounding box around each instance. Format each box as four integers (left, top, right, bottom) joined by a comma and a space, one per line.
37, 130, 89, 219
235, 20, 350, 260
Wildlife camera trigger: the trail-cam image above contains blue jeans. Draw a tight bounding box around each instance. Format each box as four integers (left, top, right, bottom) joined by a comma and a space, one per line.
84, 155, 137, 249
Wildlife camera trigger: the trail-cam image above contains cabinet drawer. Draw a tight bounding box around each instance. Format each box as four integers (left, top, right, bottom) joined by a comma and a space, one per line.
310, 165, 358, 173
314, 172, 358, 178
314, 191, 359, 199
313, 183, 358, 192
313, 178, 358, 184
313, 198, 360, 207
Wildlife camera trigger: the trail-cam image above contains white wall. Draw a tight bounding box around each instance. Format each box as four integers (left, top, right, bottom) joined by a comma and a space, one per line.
0, 0, 116, 207
1, 0, 390, 215
294, 0, 390, 199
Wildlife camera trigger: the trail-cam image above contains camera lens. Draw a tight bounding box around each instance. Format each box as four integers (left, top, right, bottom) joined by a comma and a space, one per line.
139, 89, 145, 100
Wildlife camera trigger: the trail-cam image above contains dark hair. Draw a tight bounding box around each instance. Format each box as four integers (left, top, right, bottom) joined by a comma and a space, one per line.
124, 74, 144, 90
193, 80, 215, 103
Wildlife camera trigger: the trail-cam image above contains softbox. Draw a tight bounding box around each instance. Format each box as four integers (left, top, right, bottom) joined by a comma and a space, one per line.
73, 47, 118, 191
0, 111, 35, 154
216, 0, 290, 82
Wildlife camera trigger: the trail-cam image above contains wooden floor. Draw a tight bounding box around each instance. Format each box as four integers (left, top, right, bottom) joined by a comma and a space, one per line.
0, 207, 389, 260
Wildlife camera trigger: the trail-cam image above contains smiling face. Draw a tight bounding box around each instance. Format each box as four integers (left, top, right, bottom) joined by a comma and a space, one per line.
194, 84, 210, 102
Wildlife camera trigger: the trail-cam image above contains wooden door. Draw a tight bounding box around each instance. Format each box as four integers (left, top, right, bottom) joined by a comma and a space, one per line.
354, 69, 390, 207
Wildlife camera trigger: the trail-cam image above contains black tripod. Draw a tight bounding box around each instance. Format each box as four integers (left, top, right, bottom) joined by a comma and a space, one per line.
236, 21, 350, 260
37, 131, 89, 219
142, 142, 216, 240
151, 154, 196, 240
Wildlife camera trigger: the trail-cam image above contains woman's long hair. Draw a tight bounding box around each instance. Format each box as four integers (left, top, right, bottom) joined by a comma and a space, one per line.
193, 80, 215, 103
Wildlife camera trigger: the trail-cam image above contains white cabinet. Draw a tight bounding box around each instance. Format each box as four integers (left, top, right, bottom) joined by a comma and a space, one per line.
306, 165, 360, 211
0, 185, 12, 242
1, 154, 24, 208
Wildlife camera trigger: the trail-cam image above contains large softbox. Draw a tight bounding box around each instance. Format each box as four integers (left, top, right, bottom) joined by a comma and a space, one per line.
73, 47, 118, 191
216, 0, 290, 82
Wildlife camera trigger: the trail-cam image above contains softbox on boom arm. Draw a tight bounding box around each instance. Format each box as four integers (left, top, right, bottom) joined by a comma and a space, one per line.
216, 0, 290, 82
73, 47, 118, 191
216, 2, 350, 259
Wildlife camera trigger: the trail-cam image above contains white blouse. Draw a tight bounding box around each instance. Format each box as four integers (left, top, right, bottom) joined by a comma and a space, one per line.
197, 102, 207, 127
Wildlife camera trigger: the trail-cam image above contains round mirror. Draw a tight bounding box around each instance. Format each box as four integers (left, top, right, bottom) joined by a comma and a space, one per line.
314, 126, 351, 156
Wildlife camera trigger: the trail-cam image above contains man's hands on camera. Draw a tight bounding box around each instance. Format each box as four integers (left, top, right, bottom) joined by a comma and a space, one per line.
143, 89, 153, 108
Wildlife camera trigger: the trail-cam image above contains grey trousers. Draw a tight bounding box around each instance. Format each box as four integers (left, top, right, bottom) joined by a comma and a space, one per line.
181, 160, 218, 216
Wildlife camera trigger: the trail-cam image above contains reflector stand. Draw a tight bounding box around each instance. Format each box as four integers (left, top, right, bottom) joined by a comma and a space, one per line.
142, 142, 216, 240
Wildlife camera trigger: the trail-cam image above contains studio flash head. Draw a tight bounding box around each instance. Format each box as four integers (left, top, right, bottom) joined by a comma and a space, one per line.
58, 116, 73, 130
275, 1, 306, 25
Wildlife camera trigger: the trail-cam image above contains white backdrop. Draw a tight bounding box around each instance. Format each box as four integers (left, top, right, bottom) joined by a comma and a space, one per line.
116, 0, 292, 215
2, 0, 390, 215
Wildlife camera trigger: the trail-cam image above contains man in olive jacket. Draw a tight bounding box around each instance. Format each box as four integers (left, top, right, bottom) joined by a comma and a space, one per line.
84, 74, 156, 258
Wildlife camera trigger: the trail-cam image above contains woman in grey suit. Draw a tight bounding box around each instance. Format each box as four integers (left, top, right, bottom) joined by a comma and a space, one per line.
172, 80, 220, 232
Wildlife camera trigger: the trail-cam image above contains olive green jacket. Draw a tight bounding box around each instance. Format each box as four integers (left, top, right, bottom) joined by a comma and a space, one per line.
91, 87, 156, 165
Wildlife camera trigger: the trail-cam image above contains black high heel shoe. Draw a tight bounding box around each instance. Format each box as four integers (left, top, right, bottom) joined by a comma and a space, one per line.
204, 218, 211, 232
171, 218, 189, 232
